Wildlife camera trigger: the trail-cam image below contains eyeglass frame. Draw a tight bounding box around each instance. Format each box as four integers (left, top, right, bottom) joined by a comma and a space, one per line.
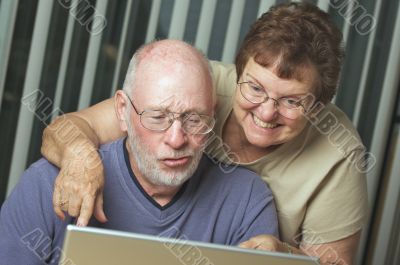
124, 92, 215, 135
237, 81, 308, 115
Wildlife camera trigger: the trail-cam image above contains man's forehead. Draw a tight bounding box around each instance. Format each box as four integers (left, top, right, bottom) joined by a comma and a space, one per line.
142, 95, 206, 112
132, 73, 212, 109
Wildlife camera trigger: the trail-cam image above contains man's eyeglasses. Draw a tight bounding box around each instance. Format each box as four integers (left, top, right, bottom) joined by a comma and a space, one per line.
238, 81, 307, 119
125, 92, 215, 135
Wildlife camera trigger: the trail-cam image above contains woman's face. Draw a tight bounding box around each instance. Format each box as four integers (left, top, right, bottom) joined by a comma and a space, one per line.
232, 57, 317, 149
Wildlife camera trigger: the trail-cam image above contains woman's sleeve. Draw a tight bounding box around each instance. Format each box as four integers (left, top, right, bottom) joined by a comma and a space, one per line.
301, 149, 369, 244
209, 60, 237, 95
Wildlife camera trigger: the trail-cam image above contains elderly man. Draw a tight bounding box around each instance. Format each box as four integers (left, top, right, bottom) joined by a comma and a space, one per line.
0, 40, 278, 264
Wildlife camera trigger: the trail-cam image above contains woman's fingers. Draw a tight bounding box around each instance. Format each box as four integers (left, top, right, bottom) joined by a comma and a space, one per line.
51, 155, 106, 225
239, 234, 282, 252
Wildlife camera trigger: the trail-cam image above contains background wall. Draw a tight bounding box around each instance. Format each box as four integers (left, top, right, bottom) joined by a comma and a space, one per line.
0, 0, 399, 264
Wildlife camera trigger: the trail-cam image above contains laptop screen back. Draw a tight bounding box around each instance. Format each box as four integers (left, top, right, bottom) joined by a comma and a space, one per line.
60, 225, 319, 265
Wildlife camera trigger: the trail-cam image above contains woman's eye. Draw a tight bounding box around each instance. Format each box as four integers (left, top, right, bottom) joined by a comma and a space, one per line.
249, 84, 263, 93
282, 97, 301, 107
151, 116, 165, 120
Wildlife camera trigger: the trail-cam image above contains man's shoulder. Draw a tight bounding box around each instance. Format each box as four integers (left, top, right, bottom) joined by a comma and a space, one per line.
5, 158, 58, 208
199, 156, 268, 191
99, 138, 124, 156
9, 158, 60, 195
194, 156, 273, 214
26, 158, 59, 180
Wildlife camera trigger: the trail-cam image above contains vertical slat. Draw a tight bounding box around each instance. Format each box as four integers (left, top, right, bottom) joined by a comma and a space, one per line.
369, 3, 400, 264
317, 0, 330, 12
168, 0, 191, 39
330, 1, 353, 105
221, 0, 246, 63
353, 0, 382, 126
194, 0, 217, 54
7, 0, 54, 195
341, 1, 353, 45
257, 0, 275, 17
110, 0, 133, 97
0, 0, 19, 110
52, 0, 78, 120
145, 0, 162, 43
371, 128, 400, 264
352, 2, 383, 265
78, 0, 108, 110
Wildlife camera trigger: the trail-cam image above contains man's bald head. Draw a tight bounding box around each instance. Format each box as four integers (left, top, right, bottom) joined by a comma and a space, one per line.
122, 40, 214, 101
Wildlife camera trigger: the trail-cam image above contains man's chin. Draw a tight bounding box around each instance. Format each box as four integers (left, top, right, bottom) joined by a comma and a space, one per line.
149, 179, 187, 187
147, 171, 191, 187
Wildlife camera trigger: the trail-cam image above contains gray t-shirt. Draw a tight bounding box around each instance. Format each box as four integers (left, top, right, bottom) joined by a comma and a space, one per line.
0, 138, 278, 264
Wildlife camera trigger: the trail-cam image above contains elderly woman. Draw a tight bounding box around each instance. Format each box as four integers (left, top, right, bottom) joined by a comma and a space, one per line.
42, 3, 367, 264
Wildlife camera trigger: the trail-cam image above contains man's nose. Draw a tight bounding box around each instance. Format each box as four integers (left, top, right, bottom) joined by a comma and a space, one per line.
164, 120, 187, 149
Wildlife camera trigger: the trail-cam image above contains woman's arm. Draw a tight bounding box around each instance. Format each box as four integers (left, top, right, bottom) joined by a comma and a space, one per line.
301, 231, 361, 265
41, 97, 125, 225
239, 231, 361, 265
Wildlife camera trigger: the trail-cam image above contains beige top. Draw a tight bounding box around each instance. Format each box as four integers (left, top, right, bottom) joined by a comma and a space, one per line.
206, 61, 368, 245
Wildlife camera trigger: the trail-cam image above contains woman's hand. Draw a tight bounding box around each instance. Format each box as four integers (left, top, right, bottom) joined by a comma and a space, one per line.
238, 234, 292, 253
42, 98, 123, 225
41, 113, 113, 226
52, 142, 107, 226
239, 232, 361, 265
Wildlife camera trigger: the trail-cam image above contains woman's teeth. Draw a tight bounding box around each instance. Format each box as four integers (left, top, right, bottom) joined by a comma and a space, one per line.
253, 115, 278, 129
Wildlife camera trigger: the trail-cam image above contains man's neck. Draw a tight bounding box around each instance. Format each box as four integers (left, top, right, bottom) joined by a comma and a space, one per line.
133, 170, 181, 206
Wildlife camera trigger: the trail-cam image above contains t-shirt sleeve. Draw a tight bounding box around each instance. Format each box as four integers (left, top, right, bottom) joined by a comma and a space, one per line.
301, 149, 369, 244
232, 177, 279, 245
209, 60, 237, 96
0, 163, 64, 264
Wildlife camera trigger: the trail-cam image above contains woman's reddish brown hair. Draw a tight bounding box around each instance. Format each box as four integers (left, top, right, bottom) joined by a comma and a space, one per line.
235, 2, 344, 104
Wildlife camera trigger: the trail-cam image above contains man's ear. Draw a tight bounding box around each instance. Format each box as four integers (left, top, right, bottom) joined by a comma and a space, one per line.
114, 90, 129, 132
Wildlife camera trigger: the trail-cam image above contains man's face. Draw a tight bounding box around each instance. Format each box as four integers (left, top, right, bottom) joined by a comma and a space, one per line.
126, 117, 204, 187
125, 62, 214, 187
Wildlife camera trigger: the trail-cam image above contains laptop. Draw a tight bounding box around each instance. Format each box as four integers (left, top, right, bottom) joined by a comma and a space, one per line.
60, 225, 319, 265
